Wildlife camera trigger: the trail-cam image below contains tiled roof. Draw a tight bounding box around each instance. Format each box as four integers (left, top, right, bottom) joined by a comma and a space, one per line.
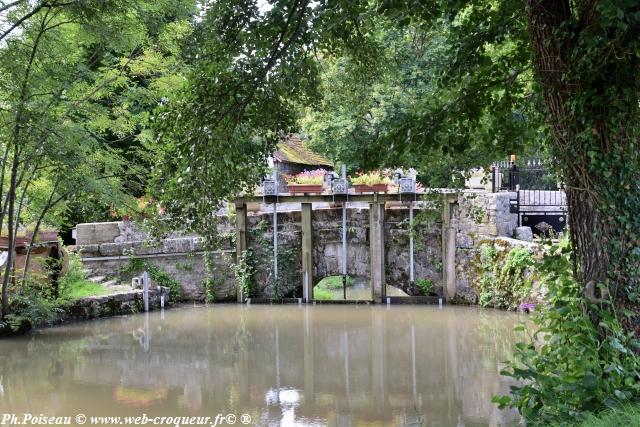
273, 134, 333, 167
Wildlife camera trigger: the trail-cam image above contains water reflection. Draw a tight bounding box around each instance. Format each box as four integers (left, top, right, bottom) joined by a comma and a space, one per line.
0, 305, 527, 426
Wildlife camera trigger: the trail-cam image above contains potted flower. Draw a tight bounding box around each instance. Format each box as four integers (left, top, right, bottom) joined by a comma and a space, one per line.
285, 169, 327, 194
351, 170, 393, 193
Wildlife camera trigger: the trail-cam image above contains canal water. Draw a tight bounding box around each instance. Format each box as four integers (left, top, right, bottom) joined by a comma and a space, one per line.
0, 305, 528, 426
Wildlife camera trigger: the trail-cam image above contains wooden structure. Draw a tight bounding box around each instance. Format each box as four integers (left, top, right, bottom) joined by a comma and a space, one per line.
234, 192, 459, 303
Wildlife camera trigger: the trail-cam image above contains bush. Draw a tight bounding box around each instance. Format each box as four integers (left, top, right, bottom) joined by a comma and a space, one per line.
415, 278, 433, 295
477, 244, 535, 310
2, 281, 61, 332
494, 240, 640, 424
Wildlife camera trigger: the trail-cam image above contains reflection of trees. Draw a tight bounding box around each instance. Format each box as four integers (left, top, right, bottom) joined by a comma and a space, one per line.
0, 306, 528, 426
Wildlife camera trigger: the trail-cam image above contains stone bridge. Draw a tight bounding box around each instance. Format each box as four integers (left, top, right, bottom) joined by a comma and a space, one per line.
75, 190, 519, 303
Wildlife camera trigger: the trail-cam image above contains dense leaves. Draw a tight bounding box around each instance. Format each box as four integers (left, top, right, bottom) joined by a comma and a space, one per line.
496, 240, 640, 423
0, 0, 196, 317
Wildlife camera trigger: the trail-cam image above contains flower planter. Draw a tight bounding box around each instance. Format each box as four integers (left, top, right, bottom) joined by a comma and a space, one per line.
353, 183, 389, 193
287, 184, 324, 194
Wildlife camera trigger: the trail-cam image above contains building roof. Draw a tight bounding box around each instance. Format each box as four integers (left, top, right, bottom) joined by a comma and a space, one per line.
273, 134, 333, 167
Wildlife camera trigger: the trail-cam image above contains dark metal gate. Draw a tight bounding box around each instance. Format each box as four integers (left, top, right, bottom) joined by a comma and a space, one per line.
492, 159, 568, 236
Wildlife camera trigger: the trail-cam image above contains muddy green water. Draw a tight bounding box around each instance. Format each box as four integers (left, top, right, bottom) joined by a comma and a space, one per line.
0, 305, 528, 426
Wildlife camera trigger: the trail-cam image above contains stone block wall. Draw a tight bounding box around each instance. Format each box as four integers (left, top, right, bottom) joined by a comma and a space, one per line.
76, 221, 237, 301
452, 191, 519, 303
245, 206, 443, 298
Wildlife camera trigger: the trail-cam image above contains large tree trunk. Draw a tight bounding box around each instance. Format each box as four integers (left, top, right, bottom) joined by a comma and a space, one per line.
525, 0, 640, 338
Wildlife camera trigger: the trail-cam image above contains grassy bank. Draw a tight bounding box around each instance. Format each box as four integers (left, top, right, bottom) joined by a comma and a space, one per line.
573, 405, 640, 427
548, 405, 640, 427
313, 275, 353, 300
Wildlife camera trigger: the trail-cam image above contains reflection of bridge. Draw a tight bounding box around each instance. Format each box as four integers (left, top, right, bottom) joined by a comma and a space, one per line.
0, 306, 521, 425
234, 192, 458, 303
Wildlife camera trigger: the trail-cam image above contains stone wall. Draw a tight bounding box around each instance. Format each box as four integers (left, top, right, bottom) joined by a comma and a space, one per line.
244, 206, 443, 298
452, 191, 519, 303
77, 221, 237, 301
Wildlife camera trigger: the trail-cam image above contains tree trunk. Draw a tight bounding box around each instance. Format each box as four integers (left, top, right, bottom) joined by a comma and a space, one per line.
1, 150, 19, 319
525, 0, 640, 338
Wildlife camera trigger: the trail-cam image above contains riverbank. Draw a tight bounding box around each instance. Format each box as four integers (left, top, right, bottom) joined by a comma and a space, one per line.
0, 287, 169, 338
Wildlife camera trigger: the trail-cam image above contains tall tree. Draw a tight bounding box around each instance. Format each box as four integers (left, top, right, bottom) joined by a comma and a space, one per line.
0, 0, 196, 318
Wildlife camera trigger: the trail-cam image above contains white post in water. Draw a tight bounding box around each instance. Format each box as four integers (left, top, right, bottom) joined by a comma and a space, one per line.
411, 324, 417, 403
409, 204, 414, 284
143, 312, 150, 353
341, 164, 347, 299
273, 171, 278, 290
304, 271, 309, 302
142, 271, 149, 312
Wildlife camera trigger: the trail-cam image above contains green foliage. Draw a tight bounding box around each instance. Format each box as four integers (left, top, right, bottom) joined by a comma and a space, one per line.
0, 0, 198, 318
415, 278, 433, 296
233, 249, 255, 300
495, 241, 640, 424
1, 280, 61, 332
249, 218, 300, 299
313, 287, 333, 301
121, 258, 181, 301
477, 244, 535, 310
556, 405, 640, 427
148, 0, 319, 243
316, 275, 353, 290
350, 170, 393, 186
202, 251, 217, 303
57, 252, 108, 301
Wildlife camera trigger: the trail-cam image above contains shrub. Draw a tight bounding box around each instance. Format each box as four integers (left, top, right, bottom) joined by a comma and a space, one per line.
2, 280, 61, 331
415, 278, 434, 295
494, 241, 640, 424
477, 244, 535, 310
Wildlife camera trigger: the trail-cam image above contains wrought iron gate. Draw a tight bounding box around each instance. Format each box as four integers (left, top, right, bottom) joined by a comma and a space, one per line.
492, 159, 568, 236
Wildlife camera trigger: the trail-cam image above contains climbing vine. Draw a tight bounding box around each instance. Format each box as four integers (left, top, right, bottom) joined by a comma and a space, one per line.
249, 218, 300, 300
233, 249, 255, 299
202, 251, 216, 303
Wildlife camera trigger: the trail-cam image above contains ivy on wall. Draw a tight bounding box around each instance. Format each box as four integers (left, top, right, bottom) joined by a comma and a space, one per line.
248, 218, 300, 300
475, 242, 537, 310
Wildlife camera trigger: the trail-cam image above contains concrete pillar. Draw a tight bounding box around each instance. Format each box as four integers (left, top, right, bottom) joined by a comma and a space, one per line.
301, 203, 313, 302
235, 202, 248, 302
369, 202, 386, 302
